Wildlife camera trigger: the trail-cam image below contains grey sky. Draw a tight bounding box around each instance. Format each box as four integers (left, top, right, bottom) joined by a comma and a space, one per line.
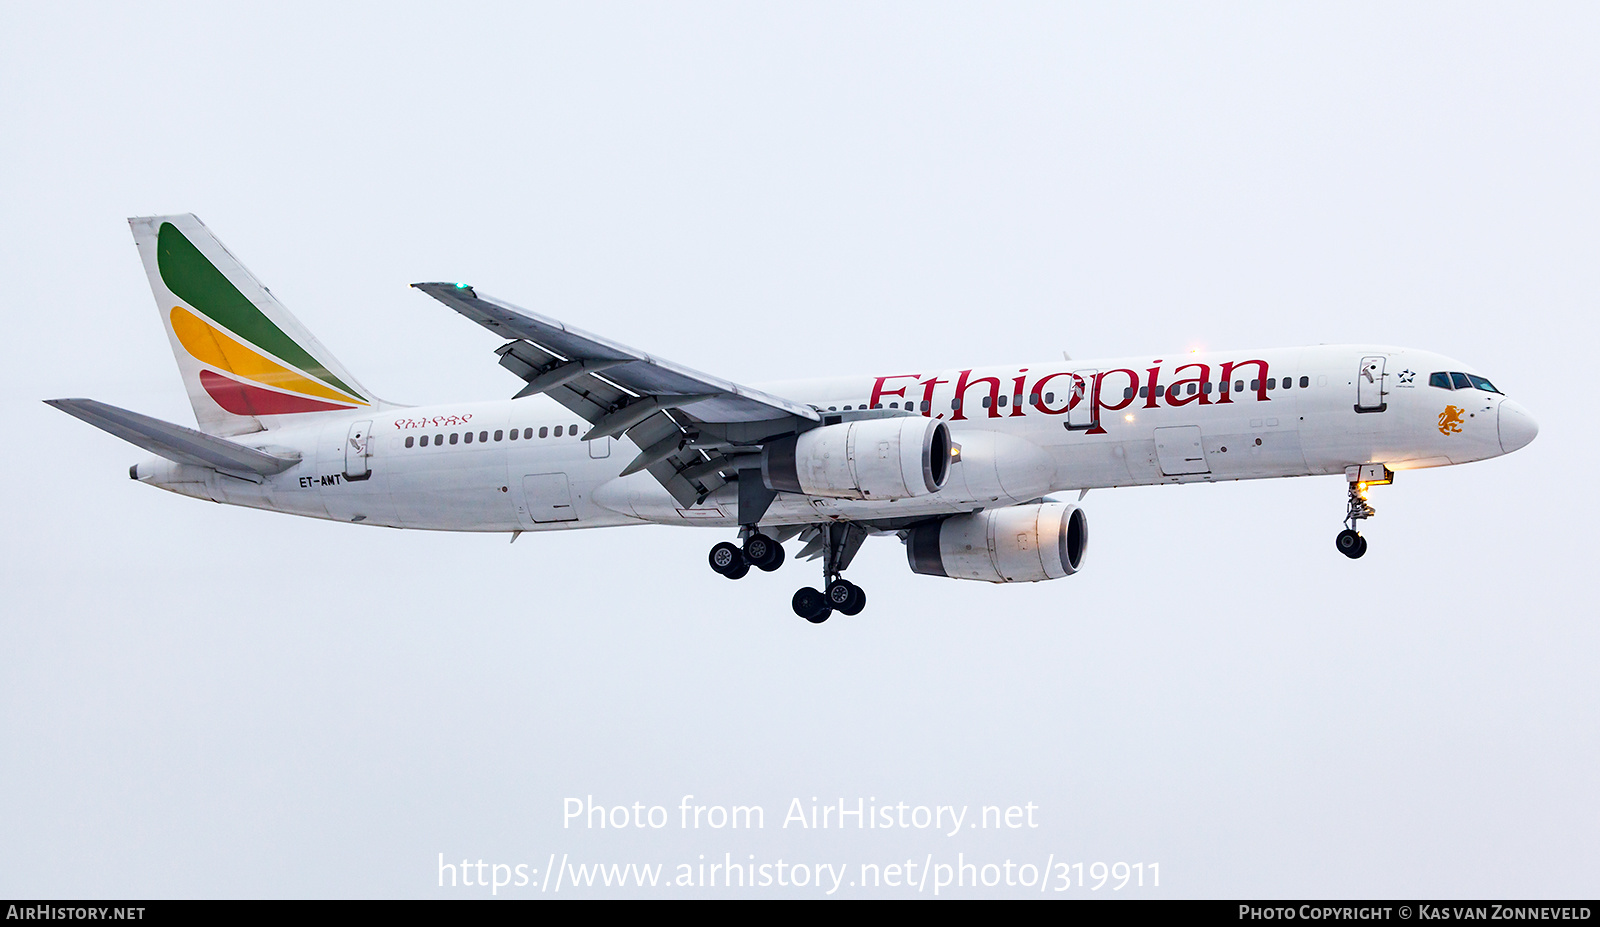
2, 2, 1596, 897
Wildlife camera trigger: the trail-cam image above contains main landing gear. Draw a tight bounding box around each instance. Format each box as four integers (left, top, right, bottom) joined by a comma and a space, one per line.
706, 523, 870, 624
708, 531, 785, 580
1337, 465, 1393, 560
790, 523, 868, 624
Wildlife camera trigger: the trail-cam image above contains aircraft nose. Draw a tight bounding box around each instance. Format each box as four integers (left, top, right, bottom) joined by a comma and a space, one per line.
1498, 400, 1539, 454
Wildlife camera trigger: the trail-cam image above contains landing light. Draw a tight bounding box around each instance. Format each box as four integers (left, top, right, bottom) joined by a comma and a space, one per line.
1124, 414, 1135, 422
454, 282, 469, 289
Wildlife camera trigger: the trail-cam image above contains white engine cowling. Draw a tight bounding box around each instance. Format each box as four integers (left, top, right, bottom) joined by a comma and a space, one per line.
906, 502, 1088, 583
763, 418, 951, 500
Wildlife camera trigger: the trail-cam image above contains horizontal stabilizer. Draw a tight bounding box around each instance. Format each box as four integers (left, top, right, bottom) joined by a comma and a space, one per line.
45, 398, 300, 476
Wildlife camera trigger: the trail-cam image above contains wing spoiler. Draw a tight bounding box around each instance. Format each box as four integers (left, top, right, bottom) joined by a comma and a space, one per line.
46, 398, 301, 476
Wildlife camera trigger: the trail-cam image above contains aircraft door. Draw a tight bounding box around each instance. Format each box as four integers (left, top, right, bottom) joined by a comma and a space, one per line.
1066, 370, 1099, 431
1154, 425, 1210, 475
521, 473, 579, 523
343, 420, 373, 480
1356, 356, 1388, 413
589, 437, 611, 459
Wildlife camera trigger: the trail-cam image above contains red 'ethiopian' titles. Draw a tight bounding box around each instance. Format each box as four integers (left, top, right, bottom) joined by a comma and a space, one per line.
869, 359, 1274, 435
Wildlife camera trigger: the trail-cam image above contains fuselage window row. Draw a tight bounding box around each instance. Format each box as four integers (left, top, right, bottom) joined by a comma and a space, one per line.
404, 423, 583, 448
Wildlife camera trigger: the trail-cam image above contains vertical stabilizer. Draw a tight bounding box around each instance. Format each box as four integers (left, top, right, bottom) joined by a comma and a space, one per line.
129, 214, 382, 435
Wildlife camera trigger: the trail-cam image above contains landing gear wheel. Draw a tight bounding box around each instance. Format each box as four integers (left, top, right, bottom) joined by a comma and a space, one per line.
744, 533, 784, 571
839, 583, 866, 616
1355, 536, 1368, 558
792, 587, 832, 623
709, 541, 746, 577
827, 579, 865, 616
1336, 529, 1366, 560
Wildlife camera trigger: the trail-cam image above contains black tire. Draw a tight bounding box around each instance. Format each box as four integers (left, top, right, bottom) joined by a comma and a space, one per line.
827, 579, 856, 609
838, 585, 866, 617
724, 561, 750, 580
1353, 536, 1368, 559
744, 533, 783, 571
709, 541, 744, 575
1336, 529, 1362, 559
792, 587, 831, 623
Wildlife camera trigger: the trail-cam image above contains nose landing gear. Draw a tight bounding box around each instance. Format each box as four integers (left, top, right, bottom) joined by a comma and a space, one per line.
1337, 465, 1392, 560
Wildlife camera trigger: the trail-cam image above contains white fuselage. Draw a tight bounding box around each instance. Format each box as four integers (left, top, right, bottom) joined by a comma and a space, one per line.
132, 345, 1534, 532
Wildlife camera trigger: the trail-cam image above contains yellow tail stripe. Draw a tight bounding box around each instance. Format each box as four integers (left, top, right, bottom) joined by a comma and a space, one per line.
170, 307, 367, 406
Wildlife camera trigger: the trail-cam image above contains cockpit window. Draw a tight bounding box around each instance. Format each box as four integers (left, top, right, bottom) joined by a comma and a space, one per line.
1430, 370, 1504, 394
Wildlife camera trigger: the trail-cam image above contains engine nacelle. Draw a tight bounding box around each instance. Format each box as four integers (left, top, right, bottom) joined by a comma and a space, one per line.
906, 502, 1088, 583
763, 418, 951, 500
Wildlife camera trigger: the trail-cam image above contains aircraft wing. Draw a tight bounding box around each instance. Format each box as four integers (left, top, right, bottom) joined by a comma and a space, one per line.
46, 398, 301, 477
412, 283, 821, 510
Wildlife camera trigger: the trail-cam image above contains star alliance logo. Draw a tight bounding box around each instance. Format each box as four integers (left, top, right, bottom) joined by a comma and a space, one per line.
1398, 369, 1416, 385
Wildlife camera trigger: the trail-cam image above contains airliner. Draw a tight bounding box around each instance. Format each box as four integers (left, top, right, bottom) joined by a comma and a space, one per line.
49, 215, 1539, 622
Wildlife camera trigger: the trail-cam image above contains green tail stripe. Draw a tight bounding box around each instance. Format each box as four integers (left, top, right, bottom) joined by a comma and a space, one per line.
156, 223, 365, 401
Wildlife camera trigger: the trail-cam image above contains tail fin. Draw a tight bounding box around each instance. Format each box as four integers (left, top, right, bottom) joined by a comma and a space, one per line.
129, 214, 383, 436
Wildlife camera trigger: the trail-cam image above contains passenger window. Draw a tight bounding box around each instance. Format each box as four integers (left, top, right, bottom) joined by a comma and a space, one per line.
449, 433, 459, 445
539, 427, 548, 438
1430, 372, 1452, 389
1299, 376, 1309, 388
553, 426, 563, 437
1123, 388, 1135, 400
480, 431, 488, 443
509, 428, 519, 440
952, 399, 961, 410
405, 436, 415, 448
571, 424, 579, 434
981, 397, 991, 408
1138, 386, 1147, 398
435, 433, 444, 445
1045, 393, 1055, 404
464, 431, 474, 444
1282, 377, 1292, 390
1250, 379, 1259, 391
1029, 393, 1039, 404
888, 402, 898, 409
1451, 372, 1472, 390
494, 430, 504, 441
872, 403, 883, 410
523, 428, 533, 440
1267, 379, 1277, 390
1235, 380, 1244, 392
844, 405, 853, 411
921, 400, 930, 412
997, 396, 1007, 407
1188, 383, 1197, 395
1202, 382, 1212, 394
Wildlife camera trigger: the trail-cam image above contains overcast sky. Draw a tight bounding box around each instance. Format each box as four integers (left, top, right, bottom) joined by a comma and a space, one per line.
2, 2, 1596, 898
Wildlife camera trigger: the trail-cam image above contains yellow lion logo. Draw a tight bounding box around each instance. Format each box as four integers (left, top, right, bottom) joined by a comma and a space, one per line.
1438, 405, 1465, 435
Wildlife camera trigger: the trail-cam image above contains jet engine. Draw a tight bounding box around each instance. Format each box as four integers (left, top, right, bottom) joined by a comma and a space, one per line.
763, 418, 951, 500
906, 502, 1088, 583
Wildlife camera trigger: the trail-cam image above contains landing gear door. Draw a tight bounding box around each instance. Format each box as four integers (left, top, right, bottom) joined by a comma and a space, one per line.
344, 420, 373, 480
1066, 369, 1099, 431
1356, 356, 1388, 413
